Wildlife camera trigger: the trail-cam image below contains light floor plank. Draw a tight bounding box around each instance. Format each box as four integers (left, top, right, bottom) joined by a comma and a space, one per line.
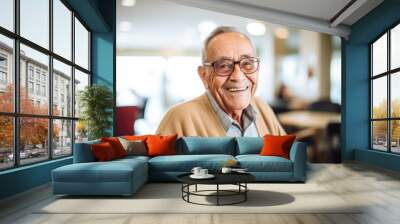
1, 162, 400, 224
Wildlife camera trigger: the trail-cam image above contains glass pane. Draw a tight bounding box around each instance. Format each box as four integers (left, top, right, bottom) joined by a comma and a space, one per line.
0, 116, 13, 170
74, 69, 89, 118
391, 72, 400, 118
0, 0, 14, 31
372, 121, 388, 151
20, 0, 49, 49
0, 34, 14, 112
372, 33, 387, 76
53, 119, 72, 158
20, 117, 49, 165
75, 18, 89, 70
20, 44, 49, 115
53, 0, 72, 60
372, 77, 387, 119
53, 59, 72, 117
391, 120, 400, 153
391, 24, 400, 70
75, 120, 88, 143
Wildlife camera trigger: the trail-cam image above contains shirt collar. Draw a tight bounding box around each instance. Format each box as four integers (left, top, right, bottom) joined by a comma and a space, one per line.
206, 90, 257, 131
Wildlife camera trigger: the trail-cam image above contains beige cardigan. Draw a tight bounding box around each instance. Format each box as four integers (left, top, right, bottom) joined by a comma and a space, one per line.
156, 93, 286, 137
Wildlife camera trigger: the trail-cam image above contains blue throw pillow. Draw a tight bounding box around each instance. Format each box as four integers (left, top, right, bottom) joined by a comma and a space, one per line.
236, 137, 264, 155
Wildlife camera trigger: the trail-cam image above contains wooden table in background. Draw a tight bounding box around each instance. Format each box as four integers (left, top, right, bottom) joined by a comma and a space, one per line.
278, 111, 341, 162
278, 111, 341, 130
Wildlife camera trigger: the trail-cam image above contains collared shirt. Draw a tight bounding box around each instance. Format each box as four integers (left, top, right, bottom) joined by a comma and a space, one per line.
206, 91, 259, 137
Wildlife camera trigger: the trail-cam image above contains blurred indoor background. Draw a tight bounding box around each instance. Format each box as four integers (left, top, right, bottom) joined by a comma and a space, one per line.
116, 0, 341, 163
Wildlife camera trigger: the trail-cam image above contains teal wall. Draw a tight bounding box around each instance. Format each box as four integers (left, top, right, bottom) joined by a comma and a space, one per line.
343, 0, 400, 171
0, 0, 116, 200
91, 0, 116, 135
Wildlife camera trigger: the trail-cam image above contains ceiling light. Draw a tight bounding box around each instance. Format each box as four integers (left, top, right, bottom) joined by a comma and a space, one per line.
246, 22, 266, 36
274, 27, 289, 39
119, 21, 132, 32
121, 0, 136, 7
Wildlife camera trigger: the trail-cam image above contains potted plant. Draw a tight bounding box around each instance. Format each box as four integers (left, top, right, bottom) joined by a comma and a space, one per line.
79, 84, 113, 140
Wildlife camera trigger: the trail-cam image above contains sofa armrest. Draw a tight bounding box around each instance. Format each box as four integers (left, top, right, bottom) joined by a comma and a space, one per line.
73, 140, 100, 163
289, 141, 307, 181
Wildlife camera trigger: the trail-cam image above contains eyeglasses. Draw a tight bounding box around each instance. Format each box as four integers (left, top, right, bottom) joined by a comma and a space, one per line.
204, 57, 260, 77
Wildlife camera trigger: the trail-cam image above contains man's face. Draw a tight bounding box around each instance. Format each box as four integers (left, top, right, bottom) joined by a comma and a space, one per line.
199, 32, 258, 114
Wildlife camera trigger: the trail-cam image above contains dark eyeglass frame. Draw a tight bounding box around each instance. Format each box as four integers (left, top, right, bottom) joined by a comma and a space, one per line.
203, 57, 260, 77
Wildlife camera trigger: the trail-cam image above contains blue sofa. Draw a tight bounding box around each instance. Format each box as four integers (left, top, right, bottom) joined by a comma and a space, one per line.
52, 137, 307, 196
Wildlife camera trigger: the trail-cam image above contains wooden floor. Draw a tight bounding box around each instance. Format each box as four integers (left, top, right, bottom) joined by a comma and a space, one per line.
1, 162, 400, 224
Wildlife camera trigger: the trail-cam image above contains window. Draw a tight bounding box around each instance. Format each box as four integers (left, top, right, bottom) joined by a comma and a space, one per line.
0, 0, 14, 32
371, 23, 400, 154
0, 54, 7, 67
53, 0, 72, 60
0, 71, 6, 85
42, 85, 46, 97
20, 0, 49, 49
75, 18, 89, 70
28, 81, 34, 94
36, 83, 40, 95
0, 54, 8, 86
0, 35, 13, 113
35, 70, 41, 81
53, 59, 72, 117
28, 67, 34, 80
0, 0, 91, 170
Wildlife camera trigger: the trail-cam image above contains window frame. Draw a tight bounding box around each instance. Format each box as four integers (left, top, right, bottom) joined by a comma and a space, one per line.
0, 0, 92, 171
370, 20, 400, 154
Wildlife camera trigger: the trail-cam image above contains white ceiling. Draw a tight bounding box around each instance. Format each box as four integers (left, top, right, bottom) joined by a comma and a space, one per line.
225, 0, 352, 22
117, 0, 383, 52
117, 0, 281, 52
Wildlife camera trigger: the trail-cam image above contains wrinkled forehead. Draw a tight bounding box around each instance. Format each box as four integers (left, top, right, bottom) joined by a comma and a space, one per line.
206, 32, 255, 61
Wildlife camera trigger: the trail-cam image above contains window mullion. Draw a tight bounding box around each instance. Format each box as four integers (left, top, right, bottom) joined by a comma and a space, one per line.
71, 10, 76, 154
388, 30, 391, 152
13, 0, 20, 167
49, 0, 54, 160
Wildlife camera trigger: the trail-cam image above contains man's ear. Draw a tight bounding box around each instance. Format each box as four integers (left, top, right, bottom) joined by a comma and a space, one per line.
198, 65, 208, 89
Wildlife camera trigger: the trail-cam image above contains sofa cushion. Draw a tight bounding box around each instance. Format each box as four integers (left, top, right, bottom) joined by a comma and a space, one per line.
101, 137, 127, 158
91, 142, 118, 161
236, 155, 293, 172
118, 138, 147, 156
178, 137, 236, 155
53, 158, 147, 183
147, 135, 177, 157
148, 154, 235, 172
236, 137, 263, 155
260, 134, 296, 159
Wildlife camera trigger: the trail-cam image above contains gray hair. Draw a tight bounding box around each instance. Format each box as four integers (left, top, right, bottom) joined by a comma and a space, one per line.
201, 26, 254, 63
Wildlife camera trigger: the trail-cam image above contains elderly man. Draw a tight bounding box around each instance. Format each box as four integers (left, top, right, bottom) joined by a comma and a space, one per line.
156, 26, 286, 137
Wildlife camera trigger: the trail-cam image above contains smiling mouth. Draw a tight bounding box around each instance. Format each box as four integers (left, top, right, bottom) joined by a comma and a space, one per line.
226, 86, 249, 92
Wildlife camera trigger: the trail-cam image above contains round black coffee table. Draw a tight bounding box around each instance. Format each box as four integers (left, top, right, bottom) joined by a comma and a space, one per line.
177, 173, 255, 206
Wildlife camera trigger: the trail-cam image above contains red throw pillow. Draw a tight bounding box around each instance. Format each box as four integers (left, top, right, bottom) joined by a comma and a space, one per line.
259, 134, 296, 159
91, 142, 117, 161
101, 137, 127, 158
146, 135, 177, 157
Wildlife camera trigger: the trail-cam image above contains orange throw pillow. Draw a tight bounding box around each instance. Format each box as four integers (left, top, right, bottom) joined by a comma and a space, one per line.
146, 135, 177, 157
101, 137, 127, 158
91, 142, 117, 161
259, 134, 296, 159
